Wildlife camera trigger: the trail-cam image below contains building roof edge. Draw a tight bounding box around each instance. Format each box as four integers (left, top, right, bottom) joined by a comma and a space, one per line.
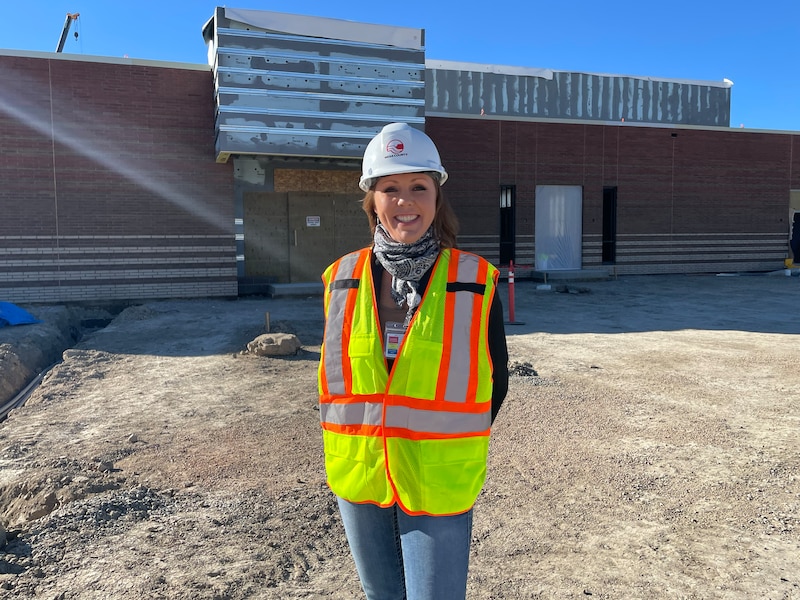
426, 58, 732, 89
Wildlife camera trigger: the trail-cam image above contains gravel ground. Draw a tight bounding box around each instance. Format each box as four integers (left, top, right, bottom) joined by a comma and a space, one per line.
1, 273, 799, 599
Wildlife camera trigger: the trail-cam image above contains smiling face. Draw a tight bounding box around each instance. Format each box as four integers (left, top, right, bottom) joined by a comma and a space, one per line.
373, 172, 437, 244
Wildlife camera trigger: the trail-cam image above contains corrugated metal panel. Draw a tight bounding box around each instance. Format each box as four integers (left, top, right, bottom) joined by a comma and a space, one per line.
206, 8, 426, 162
425, 60, 732, 127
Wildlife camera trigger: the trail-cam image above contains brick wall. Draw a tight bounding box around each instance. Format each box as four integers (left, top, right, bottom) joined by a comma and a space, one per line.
0, 53, 235, 303
427, 117, 798, 274
3, 52, 797, 296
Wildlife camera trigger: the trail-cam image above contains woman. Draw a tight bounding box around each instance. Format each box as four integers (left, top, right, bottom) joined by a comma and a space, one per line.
318, 122, 508, 600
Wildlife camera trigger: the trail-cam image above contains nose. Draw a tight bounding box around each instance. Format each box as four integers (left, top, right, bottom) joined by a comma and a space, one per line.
395, 188, 413, 203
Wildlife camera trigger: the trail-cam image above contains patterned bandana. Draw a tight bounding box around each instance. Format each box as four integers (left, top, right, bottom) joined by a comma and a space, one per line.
373, 223, 440, 324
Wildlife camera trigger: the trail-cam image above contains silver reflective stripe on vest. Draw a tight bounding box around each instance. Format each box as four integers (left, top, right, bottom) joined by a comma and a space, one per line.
324, 252, 361, 396
385, 404, 490, 434
320, 402, 383, 427
443, 252, 481, 403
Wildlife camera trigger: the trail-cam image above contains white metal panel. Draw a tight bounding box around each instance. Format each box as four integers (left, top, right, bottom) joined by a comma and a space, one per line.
207, 7, 427, 161
223, 8, 424, 50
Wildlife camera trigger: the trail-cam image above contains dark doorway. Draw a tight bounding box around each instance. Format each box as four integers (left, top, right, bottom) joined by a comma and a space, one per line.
791, 211, 800, 262
602, 186, 618, 263
500, 185, 516, 265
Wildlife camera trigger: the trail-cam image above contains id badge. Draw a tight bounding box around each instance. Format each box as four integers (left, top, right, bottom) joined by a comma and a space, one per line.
384, 321, 407, 359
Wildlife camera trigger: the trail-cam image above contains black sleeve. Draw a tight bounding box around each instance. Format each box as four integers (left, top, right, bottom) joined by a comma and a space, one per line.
488, 287, 509, 424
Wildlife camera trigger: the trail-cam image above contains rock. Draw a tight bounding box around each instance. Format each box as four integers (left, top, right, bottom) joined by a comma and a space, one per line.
246, 333, 301, 356
0, 520, 5, 549
554, 285, 591, 294
509, 361, 538, 377
26, 493, 58, 521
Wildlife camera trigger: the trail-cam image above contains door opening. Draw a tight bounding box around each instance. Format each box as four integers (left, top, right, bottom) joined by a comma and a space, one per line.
534, 185, 583, 270
602, 186, 618, 264
499, 185, 516, 266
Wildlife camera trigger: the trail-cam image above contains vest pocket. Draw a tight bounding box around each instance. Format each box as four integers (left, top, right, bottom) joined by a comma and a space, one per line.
349, 333, 377, 357
323, 430, 392, 504
348, 334, 387, 393
391, 338, 443, 398
390, 437, 489, 514
419, 437, 488, 513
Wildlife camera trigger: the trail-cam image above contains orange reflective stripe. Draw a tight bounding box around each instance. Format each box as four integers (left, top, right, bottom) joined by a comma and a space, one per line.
339, 251, 369, 396
446, 251, 477, 402
318, 258, 340, 398
434, 253, 460, 402
382, 392, 491, 437
435, 250, 488, 404
385, 404, 490, 435
384, 394, 489, 414
319, 392, 385, 405
322, 250, 367, 396
383, 427, 490, 441
466, 257, 489, 403
321, 422, 383, 437
320, 401, 384, 428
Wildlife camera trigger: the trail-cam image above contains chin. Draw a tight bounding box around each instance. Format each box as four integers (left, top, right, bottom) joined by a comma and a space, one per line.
396, 233, 423, 244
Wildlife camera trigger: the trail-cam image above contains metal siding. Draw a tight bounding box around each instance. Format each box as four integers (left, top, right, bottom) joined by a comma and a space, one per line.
210, 12, 426, 161
426, 66, 731, 127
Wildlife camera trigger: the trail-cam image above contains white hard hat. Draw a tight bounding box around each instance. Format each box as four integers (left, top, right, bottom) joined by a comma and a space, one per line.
359, 122, 448, 192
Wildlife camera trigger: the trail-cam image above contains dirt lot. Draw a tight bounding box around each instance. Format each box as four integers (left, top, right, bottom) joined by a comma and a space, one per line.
1, 273, 799, 599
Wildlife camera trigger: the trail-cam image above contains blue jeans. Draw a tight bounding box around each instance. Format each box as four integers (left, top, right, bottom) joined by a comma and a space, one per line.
336, 497, 473, 600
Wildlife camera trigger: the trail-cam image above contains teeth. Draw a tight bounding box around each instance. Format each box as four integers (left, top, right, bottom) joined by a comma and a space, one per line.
396, 215, 417, 222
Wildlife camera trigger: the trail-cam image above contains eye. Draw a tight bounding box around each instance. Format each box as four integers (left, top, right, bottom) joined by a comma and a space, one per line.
412, 184, 428, 191
380, 186, 398, 194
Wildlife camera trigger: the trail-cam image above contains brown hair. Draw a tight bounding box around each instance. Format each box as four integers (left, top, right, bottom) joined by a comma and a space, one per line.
361, 178, 459, 249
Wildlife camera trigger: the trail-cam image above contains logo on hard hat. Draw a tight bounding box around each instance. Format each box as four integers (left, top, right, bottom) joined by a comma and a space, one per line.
386, 139, 405, 155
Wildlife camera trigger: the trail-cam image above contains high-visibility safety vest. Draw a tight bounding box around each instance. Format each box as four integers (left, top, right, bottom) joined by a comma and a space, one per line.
318, 247, 499, 516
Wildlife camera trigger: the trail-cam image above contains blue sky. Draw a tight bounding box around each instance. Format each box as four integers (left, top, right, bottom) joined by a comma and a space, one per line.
3, 1, 798, 131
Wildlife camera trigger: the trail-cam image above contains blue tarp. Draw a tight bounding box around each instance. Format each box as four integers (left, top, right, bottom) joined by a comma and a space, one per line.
0, 301, 41, 328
